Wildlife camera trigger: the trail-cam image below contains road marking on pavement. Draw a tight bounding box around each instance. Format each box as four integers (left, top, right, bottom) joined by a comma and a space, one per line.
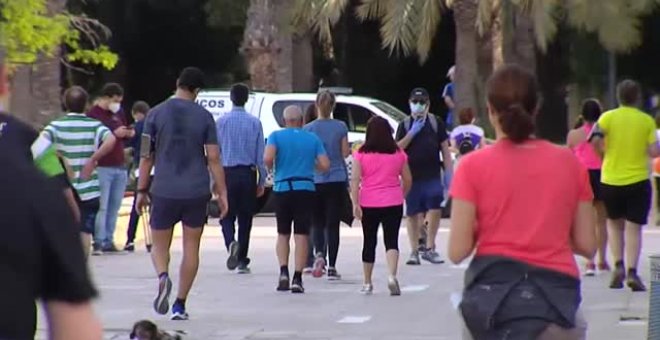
337, 315, 372, 324
451, 263, 469, 269
450, 292, 462, 310
401, 284, 430, 292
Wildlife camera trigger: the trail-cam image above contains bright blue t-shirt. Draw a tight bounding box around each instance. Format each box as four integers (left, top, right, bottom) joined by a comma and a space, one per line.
442, 82, 454, 128
267, 128, 327, 192
303, 119, 348, 184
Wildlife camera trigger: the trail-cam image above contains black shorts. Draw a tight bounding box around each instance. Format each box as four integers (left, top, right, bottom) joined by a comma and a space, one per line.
588, 169, 602, 201
150, 194, 211, 229
275, 190, 315, 235
601, 180, 651, 225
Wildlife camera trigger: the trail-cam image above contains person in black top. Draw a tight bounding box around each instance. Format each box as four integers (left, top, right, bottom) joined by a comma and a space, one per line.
0, 148, 102, 340
395, 88, 453, 266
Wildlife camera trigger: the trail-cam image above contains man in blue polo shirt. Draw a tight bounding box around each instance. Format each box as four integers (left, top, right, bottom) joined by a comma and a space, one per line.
264, 105, 330, 294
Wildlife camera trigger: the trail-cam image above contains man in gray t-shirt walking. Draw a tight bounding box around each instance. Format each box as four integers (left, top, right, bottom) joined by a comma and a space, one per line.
137, 67, 228, 321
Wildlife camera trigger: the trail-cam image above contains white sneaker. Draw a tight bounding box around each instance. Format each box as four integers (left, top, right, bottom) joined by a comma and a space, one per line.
360, 283, 373, 295
388, 277, 401, 296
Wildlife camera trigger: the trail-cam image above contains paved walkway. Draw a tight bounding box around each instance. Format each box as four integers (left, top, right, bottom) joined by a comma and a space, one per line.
34, 201, 655, 339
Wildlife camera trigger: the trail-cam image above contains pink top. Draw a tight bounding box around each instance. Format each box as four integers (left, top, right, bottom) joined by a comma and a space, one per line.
572, 123, 602, 170
354, 150, 407, 208
450, 139, 593, 278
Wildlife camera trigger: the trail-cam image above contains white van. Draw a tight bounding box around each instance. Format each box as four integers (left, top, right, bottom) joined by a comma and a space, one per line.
196, 90, 407, 188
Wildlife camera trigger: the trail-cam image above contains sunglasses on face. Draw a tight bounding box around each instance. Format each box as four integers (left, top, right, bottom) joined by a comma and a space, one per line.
411, 99, 427, 105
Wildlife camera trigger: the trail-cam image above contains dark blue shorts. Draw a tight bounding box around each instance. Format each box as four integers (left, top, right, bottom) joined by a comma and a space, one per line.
406, 178, 443, 216
150, 194, 211, 229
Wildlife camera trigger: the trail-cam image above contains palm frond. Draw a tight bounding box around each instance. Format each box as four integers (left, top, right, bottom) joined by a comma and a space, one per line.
416, 0, 444, 62
476, 0, 494, 36
530, 0, 558, 52
310, 0, 350, 42
356, 0, 390, 21
379, 0, 421, 57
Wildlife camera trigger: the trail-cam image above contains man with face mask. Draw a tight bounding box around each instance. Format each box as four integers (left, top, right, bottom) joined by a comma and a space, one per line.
87, 83, 135, 255
395, 88, 453, 265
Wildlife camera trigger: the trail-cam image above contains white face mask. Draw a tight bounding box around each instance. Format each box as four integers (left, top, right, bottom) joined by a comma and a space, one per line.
109, 102, 121, 113
409, 102, 427, 117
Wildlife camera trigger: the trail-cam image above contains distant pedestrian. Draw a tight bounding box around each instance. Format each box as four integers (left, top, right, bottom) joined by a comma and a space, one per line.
304, 90, 351, 280
39, 86, 117, 258
216, 83, 267, 274
136, 67, 228, 320
0, 148, 103, 340
125, 100, 151, 252
87, 82, 135, 254
590, 79, 660, 292
351, 116, 412, 295
304, 103, 317, 124
450, 65, 594, 339
442, 66, 456, 129
449, 108, 485, 157
264, 105, 330, 294
567, 99, 609, 276
396, 88, 453, 265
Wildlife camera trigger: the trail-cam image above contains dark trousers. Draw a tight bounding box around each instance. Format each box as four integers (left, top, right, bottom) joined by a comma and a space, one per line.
126, 176, 152, 244
310, 182, 345, 267
361, 205, 403, 263
220, 166, 257, 264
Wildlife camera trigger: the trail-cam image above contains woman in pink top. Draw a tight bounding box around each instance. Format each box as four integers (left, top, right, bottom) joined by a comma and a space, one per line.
449, 65, 596, 339
351, 116, 412, 296
567, 99, 609, 276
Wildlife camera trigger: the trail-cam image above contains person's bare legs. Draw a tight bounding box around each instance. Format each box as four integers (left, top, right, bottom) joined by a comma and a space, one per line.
607, 218, 625, 288
177, 225, 204, 301
386, 249, 399, 278
151, 227, 174, 314
277, 234, 291, 267
624, 222, 642, 270
293, 234, 308, 272
363, 262, 374, 285
406, 213, 421, 250
425, 209, 442, 250
594, 202, 609, 266
80, 232, 91, 258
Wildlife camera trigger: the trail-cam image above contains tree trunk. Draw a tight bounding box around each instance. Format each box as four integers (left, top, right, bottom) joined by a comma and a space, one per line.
9, 0, 66, 128
242, 0, 282, 92
291, 32, 314, 92
453, 0, 479, 122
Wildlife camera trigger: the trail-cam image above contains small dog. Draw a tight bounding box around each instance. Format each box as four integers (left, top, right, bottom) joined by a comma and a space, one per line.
130, 320, 183, 340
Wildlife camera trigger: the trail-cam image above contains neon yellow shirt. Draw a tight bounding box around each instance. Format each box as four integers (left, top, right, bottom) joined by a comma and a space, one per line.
598, 106, 657, 186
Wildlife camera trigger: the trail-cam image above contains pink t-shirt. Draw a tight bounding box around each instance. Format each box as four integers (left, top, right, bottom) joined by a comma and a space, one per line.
354, 150, 407, 208
450, 139, 593, 278
572, 123, 602, 170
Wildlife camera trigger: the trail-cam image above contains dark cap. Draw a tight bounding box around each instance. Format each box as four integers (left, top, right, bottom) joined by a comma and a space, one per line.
410, 87, 429, 100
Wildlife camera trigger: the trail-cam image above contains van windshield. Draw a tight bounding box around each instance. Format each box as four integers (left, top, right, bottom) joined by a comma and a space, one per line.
371, 101, 407, 122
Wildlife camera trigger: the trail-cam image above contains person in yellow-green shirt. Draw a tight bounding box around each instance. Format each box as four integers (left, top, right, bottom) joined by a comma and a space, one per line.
591, 79, 660, 292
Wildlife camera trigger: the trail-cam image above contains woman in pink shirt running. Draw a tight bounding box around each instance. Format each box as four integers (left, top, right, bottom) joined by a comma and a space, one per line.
351, 116, 412, 296
567, 99, 610, 276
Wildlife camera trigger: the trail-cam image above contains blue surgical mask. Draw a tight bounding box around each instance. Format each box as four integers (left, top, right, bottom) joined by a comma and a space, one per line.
410, 102, 426, 114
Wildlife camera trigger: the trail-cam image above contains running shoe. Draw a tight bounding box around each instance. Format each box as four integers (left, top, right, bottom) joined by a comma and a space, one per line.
276, 275, 290, 292
627, 271, 647, 292
388, 277, 401, 296
327, 267, 341, 280
360, 283, 373, 295
609, 266, 625, 289
584, 262, 596, 277
598, 262, 611, 272
102, 244, 121, 253
153, 275, 173, 315
406, 251, 421, 265
123, 242, 135, 252
421, 249, 445, 264
237, 263, 251, 274
312, 255, 326, 278
170, 303, 189, 321
291, 278, 305, 294
226, 241, 240, 271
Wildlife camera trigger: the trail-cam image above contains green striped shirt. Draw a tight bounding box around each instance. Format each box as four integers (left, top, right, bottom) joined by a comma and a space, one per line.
43, 113, 111, 201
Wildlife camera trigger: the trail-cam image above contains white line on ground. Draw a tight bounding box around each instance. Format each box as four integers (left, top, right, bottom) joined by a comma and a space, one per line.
401, 284, 430, 292
337, 315, 372, 324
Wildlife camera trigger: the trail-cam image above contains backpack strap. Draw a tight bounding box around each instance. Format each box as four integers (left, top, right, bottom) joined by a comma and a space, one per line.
403, 116, 412, 132
428, 114, 438, 134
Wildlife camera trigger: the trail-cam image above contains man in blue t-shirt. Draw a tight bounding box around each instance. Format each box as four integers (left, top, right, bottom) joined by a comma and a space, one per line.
265, 105, 330, 294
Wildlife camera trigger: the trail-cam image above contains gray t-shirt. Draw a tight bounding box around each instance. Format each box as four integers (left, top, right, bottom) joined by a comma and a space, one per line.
143, 98, 217, 199
303, 119, 348, 183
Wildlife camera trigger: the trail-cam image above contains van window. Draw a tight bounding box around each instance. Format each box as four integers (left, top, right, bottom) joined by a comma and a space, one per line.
334, 103, 374, 133
272, 101, 314, 127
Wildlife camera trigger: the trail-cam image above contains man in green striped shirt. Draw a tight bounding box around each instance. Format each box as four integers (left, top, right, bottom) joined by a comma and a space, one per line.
38, 86, 117, 257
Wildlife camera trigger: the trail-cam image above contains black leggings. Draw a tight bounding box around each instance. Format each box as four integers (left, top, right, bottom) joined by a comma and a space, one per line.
361, 205, 403, 263
312, 182, 346, 267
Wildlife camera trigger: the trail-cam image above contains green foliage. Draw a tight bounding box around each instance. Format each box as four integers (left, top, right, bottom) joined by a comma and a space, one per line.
0, 0, 117, 69
204, 0, 250, 29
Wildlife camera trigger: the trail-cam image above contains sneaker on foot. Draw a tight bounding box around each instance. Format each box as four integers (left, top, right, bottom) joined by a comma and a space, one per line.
237, 262, 251, 274
124, 242, 135, 252
360, 283, 373, 295
584, 262, 596, 277
312, 255, 326, 278
170, 303, 189, 321
226, 241, 240, 271
291, 278, 305, 294
627, 272, 647, 292
609, 266, 625, 289
421, 249, 445, 264
327, 267, 341, 281
92, 248, 103, 256
102, 243, 121, 253
388, 277, 401, 296
598, 262, 611, 272
276, 275, 290, 291
406, 251, 421, 265
153, 275, 173, 315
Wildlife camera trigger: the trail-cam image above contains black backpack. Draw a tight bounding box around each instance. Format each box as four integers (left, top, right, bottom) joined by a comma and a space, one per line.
457, 132, 476, 155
